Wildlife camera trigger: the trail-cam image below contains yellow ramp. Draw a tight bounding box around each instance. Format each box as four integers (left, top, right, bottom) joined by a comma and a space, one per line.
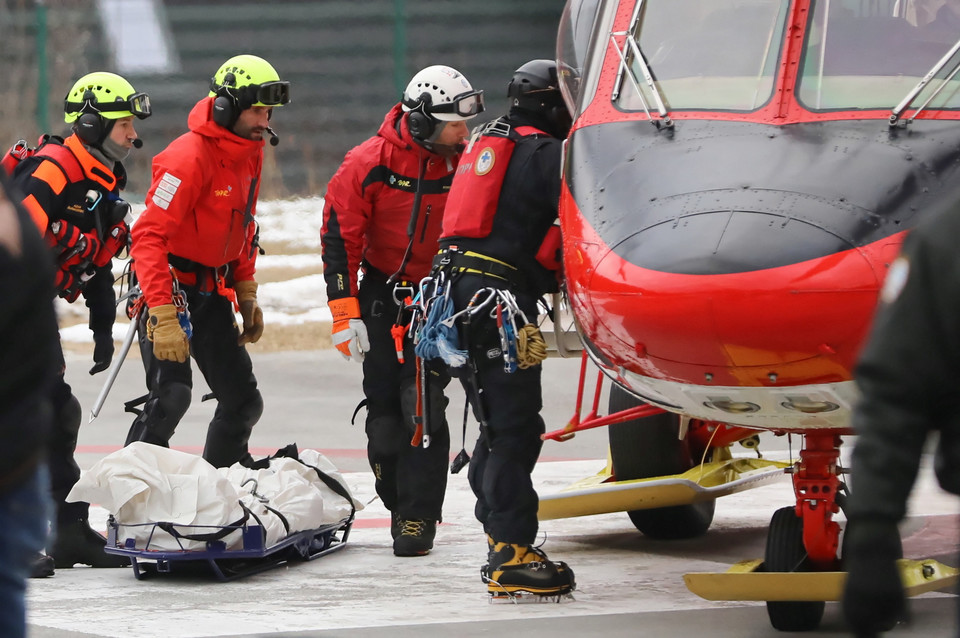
538, 457, 789, 521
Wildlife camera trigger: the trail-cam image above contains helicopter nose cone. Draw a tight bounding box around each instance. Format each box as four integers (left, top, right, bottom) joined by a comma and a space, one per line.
583, 208, 895, 385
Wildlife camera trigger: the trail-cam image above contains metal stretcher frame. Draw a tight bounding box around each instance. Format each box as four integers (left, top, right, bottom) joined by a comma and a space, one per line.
104, 514, 353, 582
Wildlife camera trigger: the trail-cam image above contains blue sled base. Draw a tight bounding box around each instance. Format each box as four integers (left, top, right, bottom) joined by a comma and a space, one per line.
105, 515, 352, 581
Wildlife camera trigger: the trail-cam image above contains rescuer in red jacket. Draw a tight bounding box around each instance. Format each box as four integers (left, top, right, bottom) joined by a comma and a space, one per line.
436, 59, 574, 598
127, 54, 289, 469
9, 71, 149, 576
320, 65, 483, 556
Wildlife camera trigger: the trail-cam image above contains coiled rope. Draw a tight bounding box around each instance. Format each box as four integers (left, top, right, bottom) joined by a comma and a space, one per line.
516, 323, 548, 369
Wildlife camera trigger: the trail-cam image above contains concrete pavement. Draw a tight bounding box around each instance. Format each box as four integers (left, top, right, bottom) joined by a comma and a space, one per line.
24, 349, 959, 637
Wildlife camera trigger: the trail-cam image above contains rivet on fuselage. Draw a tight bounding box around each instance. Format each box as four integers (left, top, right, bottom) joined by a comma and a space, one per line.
768, 372, 778, 383
705, 372, 713, 382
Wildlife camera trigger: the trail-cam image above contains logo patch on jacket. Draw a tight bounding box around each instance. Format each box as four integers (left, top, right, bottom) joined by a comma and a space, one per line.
153, 172, 181, 210
475, 148, 495, 176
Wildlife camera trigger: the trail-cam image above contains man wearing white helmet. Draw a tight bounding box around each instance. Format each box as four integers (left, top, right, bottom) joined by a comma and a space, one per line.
321, 65, 483, 556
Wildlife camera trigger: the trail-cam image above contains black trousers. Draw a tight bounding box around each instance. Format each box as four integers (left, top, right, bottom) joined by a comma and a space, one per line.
358, 274, 450, 520
451, 275, 545, 545
49, 336, 85, 524
127, 288, 263, 468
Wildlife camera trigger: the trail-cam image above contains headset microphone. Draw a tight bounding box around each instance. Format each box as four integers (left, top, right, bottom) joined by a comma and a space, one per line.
132, 138, 143, 149
265, 127, 279, 147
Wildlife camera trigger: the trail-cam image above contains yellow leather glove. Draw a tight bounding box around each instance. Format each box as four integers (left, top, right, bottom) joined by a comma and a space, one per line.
146, 304, 190, 363
235, 279, 264, 345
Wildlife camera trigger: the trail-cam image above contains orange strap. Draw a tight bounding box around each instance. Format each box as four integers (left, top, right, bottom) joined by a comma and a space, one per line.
216, 275, 239, 312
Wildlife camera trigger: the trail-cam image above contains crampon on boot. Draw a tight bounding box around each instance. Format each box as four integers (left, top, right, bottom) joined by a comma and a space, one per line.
51, 518, 129, 569
481, 541, 575, 601
393, 518, 436, 557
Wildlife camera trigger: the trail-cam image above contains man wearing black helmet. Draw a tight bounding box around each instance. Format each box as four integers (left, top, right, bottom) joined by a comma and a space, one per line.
433, 59, 575, 598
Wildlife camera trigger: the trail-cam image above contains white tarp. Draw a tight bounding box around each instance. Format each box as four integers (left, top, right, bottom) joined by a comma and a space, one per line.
67, 442, 361, 551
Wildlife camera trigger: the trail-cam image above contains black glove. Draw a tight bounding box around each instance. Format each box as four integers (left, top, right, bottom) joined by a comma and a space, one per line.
842, 519, 906, 635
89, 332, 115, 375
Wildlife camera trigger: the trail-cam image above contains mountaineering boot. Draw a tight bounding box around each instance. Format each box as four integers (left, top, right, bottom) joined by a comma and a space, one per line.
29, 552, 55, 578
481, 541, 576, 598
393, 518, 436, 556
50, 518, 129, 569
390, 512, 402, 540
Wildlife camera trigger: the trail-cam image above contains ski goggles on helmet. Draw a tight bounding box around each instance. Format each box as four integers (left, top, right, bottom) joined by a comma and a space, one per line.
237, 81, 291, 108
430, 90, 485, 118
253, 81, 291, 106
65, 92, 152, 120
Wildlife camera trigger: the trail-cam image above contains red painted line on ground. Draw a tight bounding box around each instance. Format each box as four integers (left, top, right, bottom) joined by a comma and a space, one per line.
75, 445, 369, 458
352, 518, 391, 529
75, 445, 597, 463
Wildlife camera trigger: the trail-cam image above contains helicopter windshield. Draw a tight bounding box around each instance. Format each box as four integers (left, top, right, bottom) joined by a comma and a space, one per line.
616, 0, 789, 112
798, 0, 960, 111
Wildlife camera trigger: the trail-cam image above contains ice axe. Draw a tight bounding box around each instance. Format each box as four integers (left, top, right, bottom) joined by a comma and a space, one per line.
89, 288, 144, 422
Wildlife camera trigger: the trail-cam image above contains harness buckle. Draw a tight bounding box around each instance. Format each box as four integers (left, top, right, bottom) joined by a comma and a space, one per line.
392, 281, 415, 307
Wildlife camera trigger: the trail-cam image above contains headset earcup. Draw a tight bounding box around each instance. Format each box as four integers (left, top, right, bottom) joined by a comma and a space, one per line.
212, 95, 236, 129
408, 111, 435, 141
75, 113, 103, 146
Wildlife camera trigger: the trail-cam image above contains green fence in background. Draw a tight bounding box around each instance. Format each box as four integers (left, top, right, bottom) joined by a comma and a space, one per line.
0, 0, 564, 200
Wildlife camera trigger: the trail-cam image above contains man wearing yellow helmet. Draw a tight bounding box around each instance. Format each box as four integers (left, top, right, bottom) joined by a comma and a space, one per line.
126, 55, 289, 471
8, 70, 150, 575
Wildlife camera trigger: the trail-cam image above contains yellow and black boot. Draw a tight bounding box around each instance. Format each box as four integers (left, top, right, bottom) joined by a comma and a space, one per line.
481, 540, 575, 598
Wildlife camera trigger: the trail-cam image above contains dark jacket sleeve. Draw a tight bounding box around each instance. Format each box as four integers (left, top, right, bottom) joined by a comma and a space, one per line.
0, 175, 58, 492
846, 214, 960, 521
321, 143, 376, 301
84, 262, 118, 337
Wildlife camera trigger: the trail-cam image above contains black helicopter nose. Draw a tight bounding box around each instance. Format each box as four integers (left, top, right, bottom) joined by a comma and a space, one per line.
610, 192, 860, 276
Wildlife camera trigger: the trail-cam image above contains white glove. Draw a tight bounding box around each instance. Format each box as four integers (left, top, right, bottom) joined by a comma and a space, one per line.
332, 318, 370, 363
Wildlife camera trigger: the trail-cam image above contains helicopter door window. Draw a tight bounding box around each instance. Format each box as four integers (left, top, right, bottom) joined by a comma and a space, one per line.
797, 0, 960, 110
615, 0, 789, 112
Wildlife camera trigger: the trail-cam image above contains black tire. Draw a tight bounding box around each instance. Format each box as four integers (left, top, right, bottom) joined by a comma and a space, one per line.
607, 384, 715, 539
764, 506, 825, 631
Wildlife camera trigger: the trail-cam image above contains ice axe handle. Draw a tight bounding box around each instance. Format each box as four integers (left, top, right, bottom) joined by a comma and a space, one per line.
89, 309, 140, 422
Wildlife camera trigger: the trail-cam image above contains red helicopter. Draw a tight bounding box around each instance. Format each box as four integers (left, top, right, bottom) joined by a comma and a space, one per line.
540, 0, 960, 630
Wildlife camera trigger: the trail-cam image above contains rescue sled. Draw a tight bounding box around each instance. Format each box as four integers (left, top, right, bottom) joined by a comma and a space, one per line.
105, 514, 353, 582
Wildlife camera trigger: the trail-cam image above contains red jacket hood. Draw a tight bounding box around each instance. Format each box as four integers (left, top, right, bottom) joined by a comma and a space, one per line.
187, 97, 264, 162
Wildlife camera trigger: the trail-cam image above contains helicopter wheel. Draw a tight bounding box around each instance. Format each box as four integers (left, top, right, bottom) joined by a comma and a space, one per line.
764, 506, 825, 631
608, 384, 715, 539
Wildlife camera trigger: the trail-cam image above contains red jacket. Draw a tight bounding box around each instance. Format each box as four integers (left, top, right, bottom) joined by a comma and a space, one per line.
321, 104, 459, 300
132, 97, 262, 308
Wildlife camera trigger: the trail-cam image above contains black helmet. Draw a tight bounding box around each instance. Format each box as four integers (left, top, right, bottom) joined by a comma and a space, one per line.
507, 59, 571, 137
508, 59, 565, 110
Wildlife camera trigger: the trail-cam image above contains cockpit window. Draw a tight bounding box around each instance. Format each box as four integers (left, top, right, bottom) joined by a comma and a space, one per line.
797, 0, 960, 111
616, 0, 789, 112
